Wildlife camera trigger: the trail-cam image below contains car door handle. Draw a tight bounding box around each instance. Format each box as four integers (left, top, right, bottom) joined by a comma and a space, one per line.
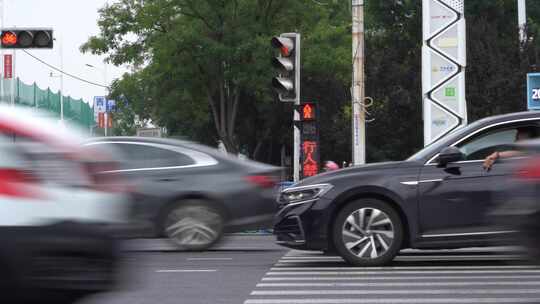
418, 178, 444, 184
155, 178, 179, 182
401, 178, 444, 186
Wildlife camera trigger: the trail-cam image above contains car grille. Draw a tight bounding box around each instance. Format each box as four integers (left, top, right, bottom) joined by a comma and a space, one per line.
274, 216, 305, 244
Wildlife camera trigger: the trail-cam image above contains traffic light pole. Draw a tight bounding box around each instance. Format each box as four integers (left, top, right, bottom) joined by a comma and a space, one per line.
10, 49, 14, 106
0, 0, 3, 104
59, 35, 64, 122
293, 34, 301, 182
518, 0, 526, 45
352, 0, 366, 165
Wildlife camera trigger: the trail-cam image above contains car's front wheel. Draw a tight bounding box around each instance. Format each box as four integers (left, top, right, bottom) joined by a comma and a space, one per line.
163, 201, 224, 251
333, 199, 403, 266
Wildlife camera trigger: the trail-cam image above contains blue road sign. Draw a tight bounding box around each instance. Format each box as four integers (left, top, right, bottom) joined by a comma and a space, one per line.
527, 73, 540, 110
106, 99, 116, 112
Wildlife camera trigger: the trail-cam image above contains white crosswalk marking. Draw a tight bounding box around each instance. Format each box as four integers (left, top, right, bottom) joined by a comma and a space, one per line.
244, 248, 540, 304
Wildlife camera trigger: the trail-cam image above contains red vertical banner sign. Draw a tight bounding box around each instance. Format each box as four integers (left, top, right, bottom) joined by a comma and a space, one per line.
4, 54, 12, 79
98, 112, 105, 128
107, 113, 113, 128
302, 141, 319, 177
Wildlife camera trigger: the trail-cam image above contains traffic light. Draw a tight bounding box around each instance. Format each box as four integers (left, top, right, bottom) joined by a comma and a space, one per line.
1, 29, 53, 49
271, 33, 300, 102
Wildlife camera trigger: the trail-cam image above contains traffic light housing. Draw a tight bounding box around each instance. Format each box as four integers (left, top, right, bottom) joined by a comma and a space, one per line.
271, 33, 300, 102
1, 29, 53, 49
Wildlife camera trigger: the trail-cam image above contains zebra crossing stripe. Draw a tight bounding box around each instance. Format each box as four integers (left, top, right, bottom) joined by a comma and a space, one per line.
256, 281, 540, 287
261, 275, 540, 281
270, 265, 539, 271
266, 270, 540, 275
250, 289, 540, 295
244, 298, 540, 304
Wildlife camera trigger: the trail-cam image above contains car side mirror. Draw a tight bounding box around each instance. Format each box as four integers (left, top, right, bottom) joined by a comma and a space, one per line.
438, 146, 464, 166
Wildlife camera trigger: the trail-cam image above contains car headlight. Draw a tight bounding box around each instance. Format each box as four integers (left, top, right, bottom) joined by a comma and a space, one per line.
278, 183, 333, 206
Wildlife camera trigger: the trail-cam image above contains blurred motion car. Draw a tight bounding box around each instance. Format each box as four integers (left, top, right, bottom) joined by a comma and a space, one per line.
275, 111, 540, 266
488, 139, 540, 262
84, 137, 281, 250
0, 105, 129, 304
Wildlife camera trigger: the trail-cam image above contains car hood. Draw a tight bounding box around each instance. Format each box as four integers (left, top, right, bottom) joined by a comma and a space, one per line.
293, 160, 418, 187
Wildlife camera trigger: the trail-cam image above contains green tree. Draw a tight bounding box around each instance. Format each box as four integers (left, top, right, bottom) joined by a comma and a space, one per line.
82, 0, 351, 156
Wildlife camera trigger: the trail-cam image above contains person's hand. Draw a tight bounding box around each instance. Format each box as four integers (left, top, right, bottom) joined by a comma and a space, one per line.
483, 152, 499, 171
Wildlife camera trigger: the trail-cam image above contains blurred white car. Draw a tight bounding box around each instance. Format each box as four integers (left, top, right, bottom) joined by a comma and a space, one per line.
0, 105, 129, 304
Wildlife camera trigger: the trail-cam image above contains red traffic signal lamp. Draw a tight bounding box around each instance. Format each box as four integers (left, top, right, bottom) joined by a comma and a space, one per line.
1, 29, 53, 49
271, 33, 300, 102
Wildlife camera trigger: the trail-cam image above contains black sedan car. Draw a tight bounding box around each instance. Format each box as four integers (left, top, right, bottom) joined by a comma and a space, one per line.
275, 111, 540, 266
85, 137, 281, 250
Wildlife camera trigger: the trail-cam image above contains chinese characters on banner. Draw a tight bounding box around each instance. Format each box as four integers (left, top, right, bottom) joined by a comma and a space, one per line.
302, 141, 319, 177
4, 54, 12, 79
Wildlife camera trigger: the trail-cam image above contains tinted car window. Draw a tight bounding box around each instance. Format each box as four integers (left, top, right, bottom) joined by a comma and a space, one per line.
112, 143, 195, 169
457, 125, 540, 160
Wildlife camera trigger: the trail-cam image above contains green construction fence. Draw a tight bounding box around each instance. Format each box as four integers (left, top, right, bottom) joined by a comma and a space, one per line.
0, 77, 95, 130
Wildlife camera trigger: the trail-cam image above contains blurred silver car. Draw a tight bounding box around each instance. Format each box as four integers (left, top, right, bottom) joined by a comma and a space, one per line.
0, 105, 129, 304
85, 137, 281, 250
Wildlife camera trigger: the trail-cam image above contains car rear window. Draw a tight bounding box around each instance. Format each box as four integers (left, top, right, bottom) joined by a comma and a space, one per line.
109, 143, 195, 170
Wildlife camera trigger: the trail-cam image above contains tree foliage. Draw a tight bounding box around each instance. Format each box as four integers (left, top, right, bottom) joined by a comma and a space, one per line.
83, 0, 540, 167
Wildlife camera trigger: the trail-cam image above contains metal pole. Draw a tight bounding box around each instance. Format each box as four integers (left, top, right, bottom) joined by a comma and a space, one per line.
518, 0, 527, 44
59, 35, 64, 122
103, 62, 108, 136
293, 34, 301, 182
0, 0, 4, 104
11, 50, 15, 106
352, 0, 366, 165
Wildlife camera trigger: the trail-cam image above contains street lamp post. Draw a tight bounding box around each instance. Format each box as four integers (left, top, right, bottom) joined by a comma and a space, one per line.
86, 63, 108, 135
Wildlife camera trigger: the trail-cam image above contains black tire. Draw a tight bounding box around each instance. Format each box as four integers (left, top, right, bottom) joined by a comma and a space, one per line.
161, 200, 224, 251
332, 199, 403, 266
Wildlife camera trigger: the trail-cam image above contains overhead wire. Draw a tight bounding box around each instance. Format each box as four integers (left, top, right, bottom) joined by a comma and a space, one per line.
21, 50, 110, 88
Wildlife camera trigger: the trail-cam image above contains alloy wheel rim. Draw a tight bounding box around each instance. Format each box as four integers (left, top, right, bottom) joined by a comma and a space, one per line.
165, 207, 222, 247
342, 207, 394, 259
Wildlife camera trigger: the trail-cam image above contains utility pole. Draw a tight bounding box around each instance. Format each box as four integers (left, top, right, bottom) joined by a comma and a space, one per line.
59, 34, 64, 122
352, 0, 366, 165
104, 62, 108, 136
10, 49, 15, 106
0, 0, 4, 104
518, 0, 527, 45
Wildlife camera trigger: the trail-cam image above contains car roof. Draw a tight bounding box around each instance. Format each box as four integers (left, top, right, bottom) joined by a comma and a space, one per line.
87, 136, 279, 172
472, 111, 540, 127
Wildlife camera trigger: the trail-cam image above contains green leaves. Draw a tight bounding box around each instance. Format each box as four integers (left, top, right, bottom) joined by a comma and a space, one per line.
83, 0, 540, 165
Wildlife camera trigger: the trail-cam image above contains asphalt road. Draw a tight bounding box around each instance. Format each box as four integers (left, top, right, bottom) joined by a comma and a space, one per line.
81, 235, 540, 304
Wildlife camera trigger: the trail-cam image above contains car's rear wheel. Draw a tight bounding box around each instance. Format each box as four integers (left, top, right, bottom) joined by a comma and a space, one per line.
333, 199, 403, 266
163, 201, 224, 251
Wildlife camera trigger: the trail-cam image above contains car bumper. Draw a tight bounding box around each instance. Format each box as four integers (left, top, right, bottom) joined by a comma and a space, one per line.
0, 221, 118, 302
273, 198, 331, 250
